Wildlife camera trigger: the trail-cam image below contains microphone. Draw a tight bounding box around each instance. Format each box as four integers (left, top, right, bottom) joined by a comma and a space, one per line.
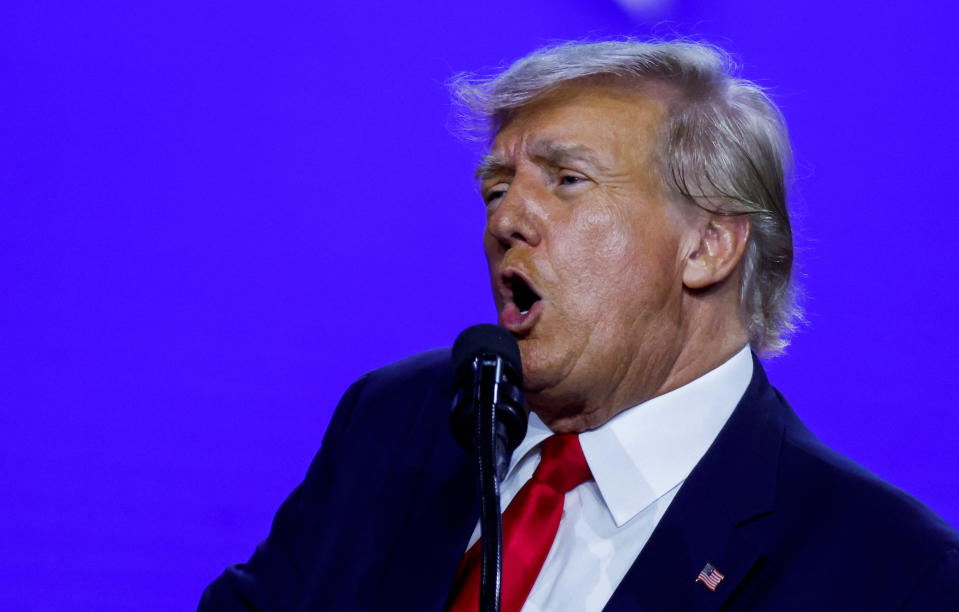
450, 324, 528, 612
450, 324, 528, 480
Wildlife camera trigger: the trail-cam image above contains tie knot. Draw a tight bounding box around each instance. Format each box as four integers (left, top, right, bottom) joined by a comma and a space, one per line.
532, 434, 592, 493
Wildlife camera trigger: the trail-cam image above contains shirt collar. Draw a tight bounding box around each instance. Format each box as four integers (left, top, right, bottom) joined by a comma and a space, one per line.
506, 345, 754, 528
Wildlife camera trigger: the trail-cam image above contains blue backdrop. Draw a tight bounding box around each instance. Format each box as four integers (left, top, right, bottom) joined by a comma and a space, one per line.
3, 1, 958, 609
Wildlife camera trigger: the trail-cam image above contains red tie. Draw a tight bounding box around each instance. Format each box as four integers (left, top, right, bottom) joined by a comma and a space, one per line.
447, 434, 593, 612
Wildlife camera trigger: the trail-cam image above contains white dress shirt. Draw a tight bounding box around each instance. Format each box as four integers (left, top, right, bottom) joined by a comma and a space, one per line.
465, 345, 754, 611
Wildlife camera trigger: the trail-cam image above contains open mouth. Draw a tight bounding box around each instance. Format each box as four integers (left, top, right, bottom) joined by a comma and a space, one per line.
506, 274, 541, 314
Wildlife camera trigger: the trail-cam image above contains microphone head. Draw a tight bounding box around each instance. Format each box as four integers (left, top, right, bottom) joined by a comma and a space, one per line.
451, 324, 522, 379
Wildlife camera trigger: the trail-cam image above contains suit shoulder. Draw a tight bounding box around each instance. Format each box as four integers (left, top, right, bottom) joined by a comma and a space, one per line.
776, 406, 959, 560
365, 347, 453, 384
352, 347, 454, 402
327, 347, 456, 445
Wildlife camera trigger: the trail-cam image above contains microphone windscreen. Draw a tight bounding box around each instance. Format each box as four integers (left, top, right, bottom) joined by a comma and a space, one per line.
451, 324, 522, 379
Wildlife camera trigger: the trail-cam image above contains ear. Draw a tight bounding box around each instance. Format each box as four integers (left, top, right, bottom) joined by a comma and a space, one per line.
682, 214, 751, 290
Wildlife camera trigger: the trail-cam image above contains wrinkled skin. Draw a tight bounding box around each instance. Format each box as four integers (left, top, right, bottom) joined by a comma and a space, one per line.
481, 82, 749, 432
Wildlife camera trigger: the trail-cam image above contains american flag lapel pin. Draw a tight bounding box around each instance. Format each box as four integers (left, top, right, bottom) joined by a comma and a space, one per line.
696, 563, 725, 591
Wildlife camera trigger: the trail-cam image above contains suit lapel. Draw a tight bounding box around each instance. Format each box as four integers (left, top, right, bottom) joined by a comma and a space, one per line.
604, 355, 784, 612
371, 377, 480, 611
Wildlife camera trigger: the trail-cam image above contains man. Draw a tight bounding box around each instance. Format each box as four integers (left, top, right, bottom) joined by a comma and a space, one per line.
200, 40, 959, 610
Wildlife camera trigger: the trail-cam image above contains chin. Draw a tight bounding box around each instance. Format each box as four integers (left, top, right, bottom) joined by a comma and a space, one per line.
518, 357, 579, 413
515, 338, 553, 391
524, 386, 593, 433
517, 362, 551, 395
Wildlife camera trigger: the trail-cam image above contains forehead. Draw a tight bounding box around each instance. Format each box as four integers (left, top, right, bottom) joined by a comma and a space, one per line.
490, 81, 666, 165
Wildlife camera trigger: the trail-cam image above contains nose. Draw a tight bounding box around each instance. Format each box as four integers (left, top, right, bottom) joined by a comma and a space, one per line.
485, 176, 544, 251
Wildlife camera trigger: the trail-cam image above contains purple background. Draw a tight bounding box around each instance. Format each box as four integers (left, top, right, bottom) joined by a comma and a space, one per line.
3, 1, 957, 609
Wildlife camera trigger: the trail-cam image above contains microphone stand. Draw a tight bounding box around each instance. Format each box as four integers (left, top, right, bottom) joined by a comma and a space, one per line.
471, 354, 507, 612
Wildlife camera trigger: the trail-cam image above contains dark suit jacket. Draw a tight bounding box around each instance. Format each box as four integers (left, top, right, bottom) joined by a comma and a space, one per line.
199, 349, 959, 611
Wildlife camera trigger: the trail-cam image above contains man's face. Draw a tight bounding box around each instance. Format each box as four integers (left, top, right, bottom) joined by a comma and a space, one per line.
481, 82, 697, 430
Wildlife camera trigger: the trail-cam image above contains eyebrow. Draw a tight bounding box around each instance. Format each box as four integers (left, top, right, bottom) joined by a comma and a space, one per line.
475, 154, 509, 181
474, 139, 608, 181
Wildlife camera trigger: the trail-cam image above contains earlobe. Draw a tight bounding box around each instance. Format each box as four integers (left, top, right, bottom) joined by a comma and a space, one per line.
682, 215, 750, 290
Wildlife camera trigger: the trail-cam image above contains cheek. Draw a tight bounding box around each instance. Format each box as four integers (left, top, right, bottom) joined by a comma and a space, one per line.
483, 230, 506, 275
483, 232, 505, 307
482, 224, 497, 256
560, 205, 684, 314
550, 210, 638, 306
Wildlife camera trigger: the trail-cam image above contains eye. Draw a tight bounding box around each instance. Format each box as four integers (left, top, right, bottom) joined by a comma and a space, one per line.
483, 183, 509, 205
557, 172, 589, 188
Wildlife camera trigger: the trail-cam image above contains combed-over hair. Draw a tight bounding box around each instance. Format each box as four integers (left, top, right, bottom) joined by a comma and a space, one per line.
451, 40, 800, 356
